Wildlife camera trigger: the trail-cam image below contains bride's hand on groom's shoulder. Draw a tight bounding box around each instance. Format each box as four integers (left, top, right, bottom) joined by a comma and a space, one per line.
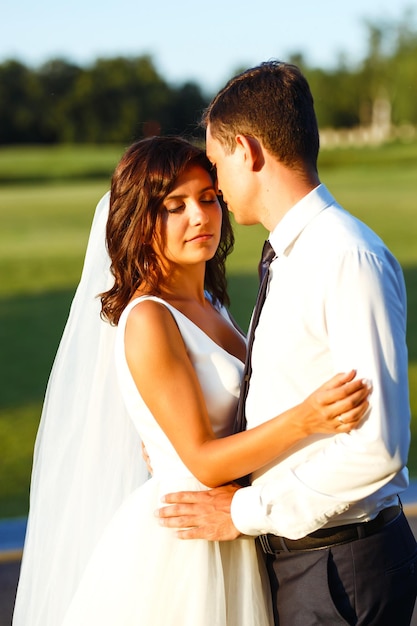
157, 483, 242, 541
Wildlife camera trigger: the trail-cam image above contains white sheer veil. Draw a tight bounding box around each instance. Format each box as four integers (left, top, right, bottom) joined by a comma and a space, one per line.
13, 192, 149, 626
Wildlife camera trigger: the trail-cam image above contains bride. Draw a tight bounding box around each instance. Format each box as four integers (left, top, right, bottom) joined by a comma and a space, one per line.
13, 136, 369, 625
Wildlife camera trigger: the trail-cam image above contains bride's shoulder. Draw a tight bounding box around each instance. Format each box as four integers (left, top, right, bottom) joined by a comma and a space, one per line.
124, 296, 179, 342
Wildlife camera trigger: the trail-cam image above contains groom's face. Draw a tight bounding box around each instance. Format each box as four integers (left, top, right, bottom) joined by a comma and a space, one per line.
206, 125, 253, 225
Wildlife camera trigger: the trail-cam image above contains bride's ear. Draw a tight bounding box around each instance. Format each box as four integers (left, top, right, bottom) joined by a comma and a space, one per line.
235, 135, 265, 172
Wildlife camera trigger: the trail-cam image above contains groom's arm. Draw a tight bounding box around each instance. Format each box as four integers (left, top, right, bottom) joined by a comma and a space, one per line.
157, 483, 243, 540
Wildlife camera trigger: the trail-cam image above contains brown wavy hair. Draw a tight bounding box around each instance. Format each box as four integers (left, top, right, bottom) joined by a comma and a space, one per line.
101, 136, 234, 325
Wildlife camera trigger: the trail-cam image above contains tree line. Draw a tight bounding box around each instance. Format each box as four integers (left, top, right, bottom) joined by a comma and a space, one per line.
0, 11, 416, 145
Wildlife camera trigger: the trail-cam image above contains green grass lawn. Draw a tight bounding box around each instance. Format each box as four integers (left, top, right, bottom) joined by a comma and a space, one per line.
0, 144, 124, 184
0, 141, 416, 518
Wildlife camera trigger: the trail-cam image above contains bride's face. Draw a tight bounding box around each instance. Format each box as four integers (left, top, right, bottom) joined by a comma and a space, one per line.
154, 164, 222, 268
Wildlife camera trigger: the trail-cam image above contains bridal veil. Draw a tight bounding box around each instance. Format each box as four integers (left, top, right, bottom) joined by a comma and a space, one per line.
13, 192, 149, 626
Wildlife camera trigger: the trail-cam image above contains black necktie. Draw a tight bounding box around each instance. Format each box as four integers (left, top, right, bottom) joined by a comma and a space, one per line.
234, 240, 275, 434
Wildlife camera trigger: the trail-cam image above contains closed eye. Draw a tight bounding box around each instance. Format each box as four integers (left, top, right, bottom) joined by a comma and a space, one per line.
166, 204, 185, 214
200, 192, 218, 204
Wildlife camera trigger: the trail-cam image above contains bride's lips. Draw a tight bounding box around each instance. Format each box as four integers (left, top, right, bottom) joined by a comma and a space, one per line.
186, 233, 213, 243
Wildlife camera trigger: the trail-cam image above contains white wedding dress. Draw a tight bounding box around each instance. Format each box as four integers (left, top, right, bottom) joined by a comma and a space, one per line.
13, 193, 272, 626
59, 296, 273, 626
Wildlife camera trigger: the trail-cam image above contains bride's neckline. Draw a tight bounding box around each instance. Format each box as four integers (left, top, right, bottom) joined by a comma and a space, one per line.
127, 295, 245, 365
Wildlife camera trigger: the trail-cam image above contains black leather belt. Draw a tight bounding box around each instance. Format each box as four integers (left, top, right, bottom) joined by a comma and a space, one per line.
258, 504, 401, 554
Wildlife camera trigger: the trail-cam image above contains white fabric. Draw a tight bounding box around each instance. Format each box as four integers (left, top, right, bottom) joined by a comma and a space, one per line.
14, 192, 272, 625
232, 184, 410, 539
13, 194, 149, 626
60, 296, 272, 626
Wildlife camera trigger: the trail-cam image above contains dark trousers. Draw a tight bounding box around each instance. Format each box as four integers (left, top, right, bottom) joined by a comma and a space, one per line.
264, 511, 417, 625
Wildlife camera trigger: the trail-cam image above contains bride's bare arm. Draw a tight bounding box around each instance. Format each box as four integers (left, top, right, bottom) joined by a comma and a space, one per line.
125, 302, 370, 488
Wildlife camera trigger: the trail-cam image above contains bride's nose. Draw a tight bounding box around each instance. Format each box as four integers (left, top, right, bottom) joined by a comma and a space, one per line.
189, 202, 209, 225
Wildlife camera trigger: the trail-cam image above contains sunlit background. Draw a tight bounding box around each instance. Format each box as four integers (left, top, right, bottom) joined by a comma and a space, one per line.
1, 2, 417, 622
1, 0, 414, 93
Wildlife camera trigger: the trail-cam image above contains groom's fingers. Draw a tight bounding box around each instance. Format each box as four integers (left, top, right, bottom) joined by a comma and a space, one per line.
156, 503, 241, 540
156, 484, 242, 541
174, 519, 241, 541
162, 490, 209, 505
157, 503, 205, 525
161, 482, 241, 507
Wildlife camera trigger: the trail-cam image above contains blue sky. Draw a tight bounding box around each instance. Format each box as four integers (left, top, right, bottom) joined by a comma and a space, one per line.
1, 0, 415, 94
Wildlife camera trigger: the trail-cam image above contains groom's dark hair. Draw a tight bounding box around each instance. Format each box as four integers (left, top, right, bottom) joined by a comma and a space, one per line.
202, 60, 320, 171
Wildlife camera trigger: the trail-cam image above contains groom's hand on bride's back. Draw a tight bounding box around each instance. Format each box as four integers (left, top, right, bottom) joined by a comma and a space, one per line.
157, 483, 242, 541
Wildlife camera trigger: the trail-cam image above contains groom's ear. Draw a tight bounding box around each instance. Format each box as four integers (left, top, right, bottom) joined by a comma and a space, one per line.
235, 134, 265, 172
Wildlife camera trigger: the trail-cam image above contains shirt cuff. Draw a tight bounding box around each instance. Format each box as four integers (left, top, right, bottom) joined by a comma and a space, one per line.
231, 485, 275, 536
231, 474, 352, 538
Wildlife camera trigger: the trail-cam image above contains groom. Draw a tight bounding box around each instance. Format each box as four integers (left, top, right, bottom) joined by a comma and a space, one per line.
158, 61, 417, 624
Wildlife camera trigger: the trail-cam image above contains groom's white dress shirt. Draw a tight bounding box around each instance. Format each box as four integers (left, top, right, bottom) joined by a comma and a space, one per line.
231, 184, 410, 539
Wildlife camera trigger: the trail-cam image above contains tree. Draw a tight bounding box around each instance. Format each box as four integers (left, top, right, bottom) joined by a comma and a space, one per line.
1, 15, 416, 146
0, 60, 42, 143
165, 82, 208, 138
37, 59, 83, 142
386, 9, 417, 126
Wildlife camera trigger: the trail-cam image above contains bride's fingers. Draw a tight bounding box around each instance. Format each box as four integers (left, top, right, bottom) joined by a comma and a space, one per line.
335, 401, 370, 428
313, 387, 369, 422
330, 385, 372, 417
320, 378, 372, 407
323, 370, 357, 389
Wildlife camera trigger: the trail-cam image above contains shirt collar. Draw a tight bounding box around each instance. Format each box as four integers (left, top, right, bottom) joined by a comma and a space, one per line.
269, 184, 336, 257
